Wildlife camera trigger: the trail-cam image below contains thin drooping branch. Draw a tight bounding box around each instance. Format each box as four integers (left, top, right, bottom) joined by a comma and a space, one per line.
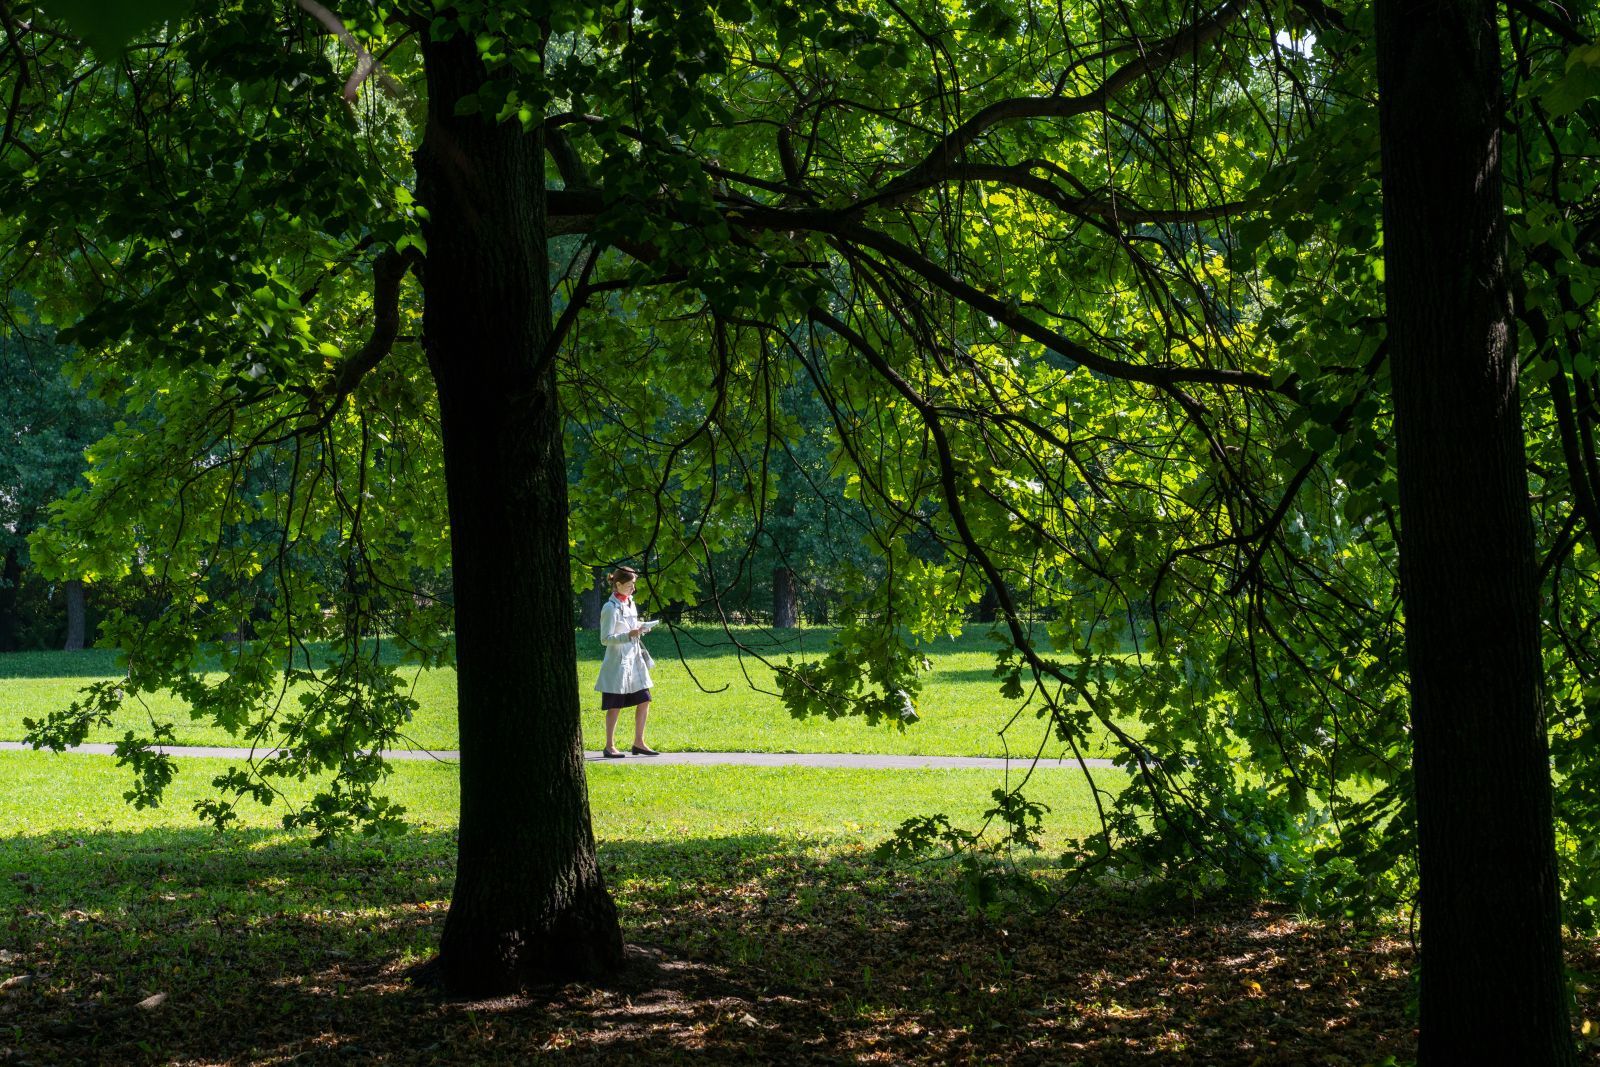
807, 304, 1224, 861
1225, 341, 1390, 595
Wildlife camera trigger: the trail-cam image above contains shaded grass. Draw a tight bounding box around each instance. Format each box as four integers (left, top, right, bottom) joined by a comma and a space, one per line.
6, 752, 1599, 1064
0, 625, 1138, 758
0, 814, 1438, 1065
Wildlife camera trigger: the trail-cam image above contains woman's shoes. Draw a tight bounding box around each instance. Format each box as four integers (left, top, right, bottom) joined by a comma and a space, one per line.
602, 747, 628, 758
630, 744, 661, 756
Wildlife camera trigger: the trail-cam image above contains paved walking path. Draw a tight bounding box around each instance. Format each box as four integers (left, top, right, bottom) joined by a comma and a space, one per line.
0, 740, 1116, 770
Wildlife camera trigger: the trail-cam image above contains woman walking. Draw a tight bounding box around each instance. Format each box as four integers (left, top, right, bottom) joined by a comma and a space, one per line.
595, 566, 660, 757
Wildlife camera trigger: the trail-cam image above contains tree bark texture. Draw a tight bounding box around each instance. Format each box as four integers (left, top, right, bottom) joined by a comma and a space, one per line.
417, 28, 623, 994
63, 579, 86, 652
1376, 0, 1574, 1060
772, 565, 799, 628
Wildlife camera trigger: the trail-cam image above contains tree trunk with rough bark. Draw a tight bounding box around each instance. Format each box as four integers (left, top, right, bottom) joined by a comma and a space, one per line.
63, 579, 86, 651
417, 28, 623, 995
1377, 0, 1574, 1060
772, 566, 798, 628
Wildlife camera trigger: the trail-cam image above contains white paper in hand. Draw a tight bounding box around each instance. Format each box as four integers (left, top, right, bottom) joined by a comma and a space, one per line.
637, 619, 661, 633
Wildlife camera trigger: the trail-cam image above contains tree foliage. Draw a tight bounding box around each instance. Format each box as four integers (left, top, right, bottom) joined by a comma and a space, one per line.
3, 0, 1600, 958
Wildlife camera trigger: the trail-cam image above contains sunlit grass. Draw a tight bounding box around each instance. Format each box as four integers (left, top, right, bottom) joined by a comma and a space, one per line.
0, 748, 1109, 852
0, 625, 1137, 758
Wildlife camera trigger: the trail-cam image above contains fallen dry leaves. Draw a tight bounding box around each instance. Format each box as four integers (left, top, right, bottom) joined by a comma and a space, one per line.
1, 833, 1598, 1065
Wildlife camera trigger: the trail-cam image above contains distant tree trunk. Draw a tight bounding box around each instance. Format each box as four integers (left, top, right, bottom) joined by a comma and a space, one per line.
0, 546, 20, 652
63, 579, 86, 651
975, 582, 999, 623
1377, 0, 1574, 1061
578, 565, 606, 631
418, 29, 622, 994
772, 565, 799, 628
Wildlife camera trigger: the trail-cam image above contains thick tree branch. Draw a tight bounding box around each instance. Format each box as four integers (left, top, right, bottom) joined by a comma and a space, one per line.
544, 125, 591, 189
321, 246, 414, 403
852, 161, 1249, 222
545, 190, 1283, 394
882, 0, 1248, 194
532, 243, 600, 379
806, 211, 1282, 393
267, 246, 417, 445
1504, 0, 1590, 45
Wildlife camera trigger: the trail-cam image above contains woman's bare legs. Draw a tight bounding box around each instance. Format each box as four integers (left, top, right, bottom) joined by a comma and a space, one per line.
604, 709, 622, 754
633, 700, 651, 749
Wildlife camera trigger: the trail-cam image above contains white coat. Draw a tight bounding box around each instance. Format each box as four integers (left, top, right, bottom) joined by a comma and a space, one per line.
594, 594, 654, 694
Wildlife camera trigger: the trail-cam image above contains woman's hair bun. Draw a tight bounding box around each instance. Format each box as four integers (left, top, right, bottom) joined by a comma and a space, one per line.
607, 566, 639, 587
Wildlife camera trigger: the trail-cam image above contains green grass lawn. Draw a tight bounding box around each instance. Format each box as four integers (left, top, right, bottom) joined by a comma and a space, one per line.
0, 748, 1108, 851
0, 625, 1135, 758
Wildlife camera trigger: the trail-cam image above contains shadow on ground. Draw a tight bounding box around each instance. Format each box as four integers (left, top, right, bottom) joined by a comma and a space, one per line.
0, 826, 1579, 1065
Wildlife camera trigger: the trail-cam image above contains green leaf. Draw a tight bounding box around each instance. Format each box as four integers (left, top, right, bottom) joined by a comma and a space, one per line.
1542, 62, 1600, 118
40, 0, 198, 56
1265, 254, 1299, 286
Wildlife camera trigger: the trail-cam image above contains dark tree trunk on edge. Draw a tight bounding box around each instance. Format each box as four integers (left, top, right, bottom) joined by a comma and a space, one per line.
417, 29, 622, 994
1377, 0, 1574, 1060
579, 565, 606, 631
63, 579, 86, 651
0, 546, 20, 652
772, 565, 798, 628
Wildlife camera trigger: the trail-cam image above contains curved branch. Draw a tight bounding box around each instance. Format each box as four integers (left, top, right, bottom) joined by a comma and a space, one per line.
852, 161, 1251, 222
881, 0, 1249, 194
319, 245, 416, 405
295, 0, 404, 101
264, 245, 417, 446
808, 212, 1282, 393
545, 192, 1284, 394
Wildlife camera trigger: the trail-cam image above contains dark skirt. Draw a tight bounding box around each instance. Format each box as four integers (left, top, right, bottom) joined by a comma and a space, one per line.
600, 688, 651, 710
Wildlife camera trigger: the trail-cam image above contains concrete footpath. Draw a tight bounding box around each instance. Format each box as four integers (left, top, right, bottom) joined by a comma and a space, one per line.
0, 740, 1116, 770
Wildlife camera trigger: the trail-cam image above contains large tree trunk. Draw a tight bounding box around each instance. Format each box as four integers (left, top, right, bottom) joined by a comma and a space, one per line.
417, 28, 623, 994
772, 565, 798, 628
62, 579, 86, 651
0, 546, 21, 652
1376, 1, 1573, 1061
